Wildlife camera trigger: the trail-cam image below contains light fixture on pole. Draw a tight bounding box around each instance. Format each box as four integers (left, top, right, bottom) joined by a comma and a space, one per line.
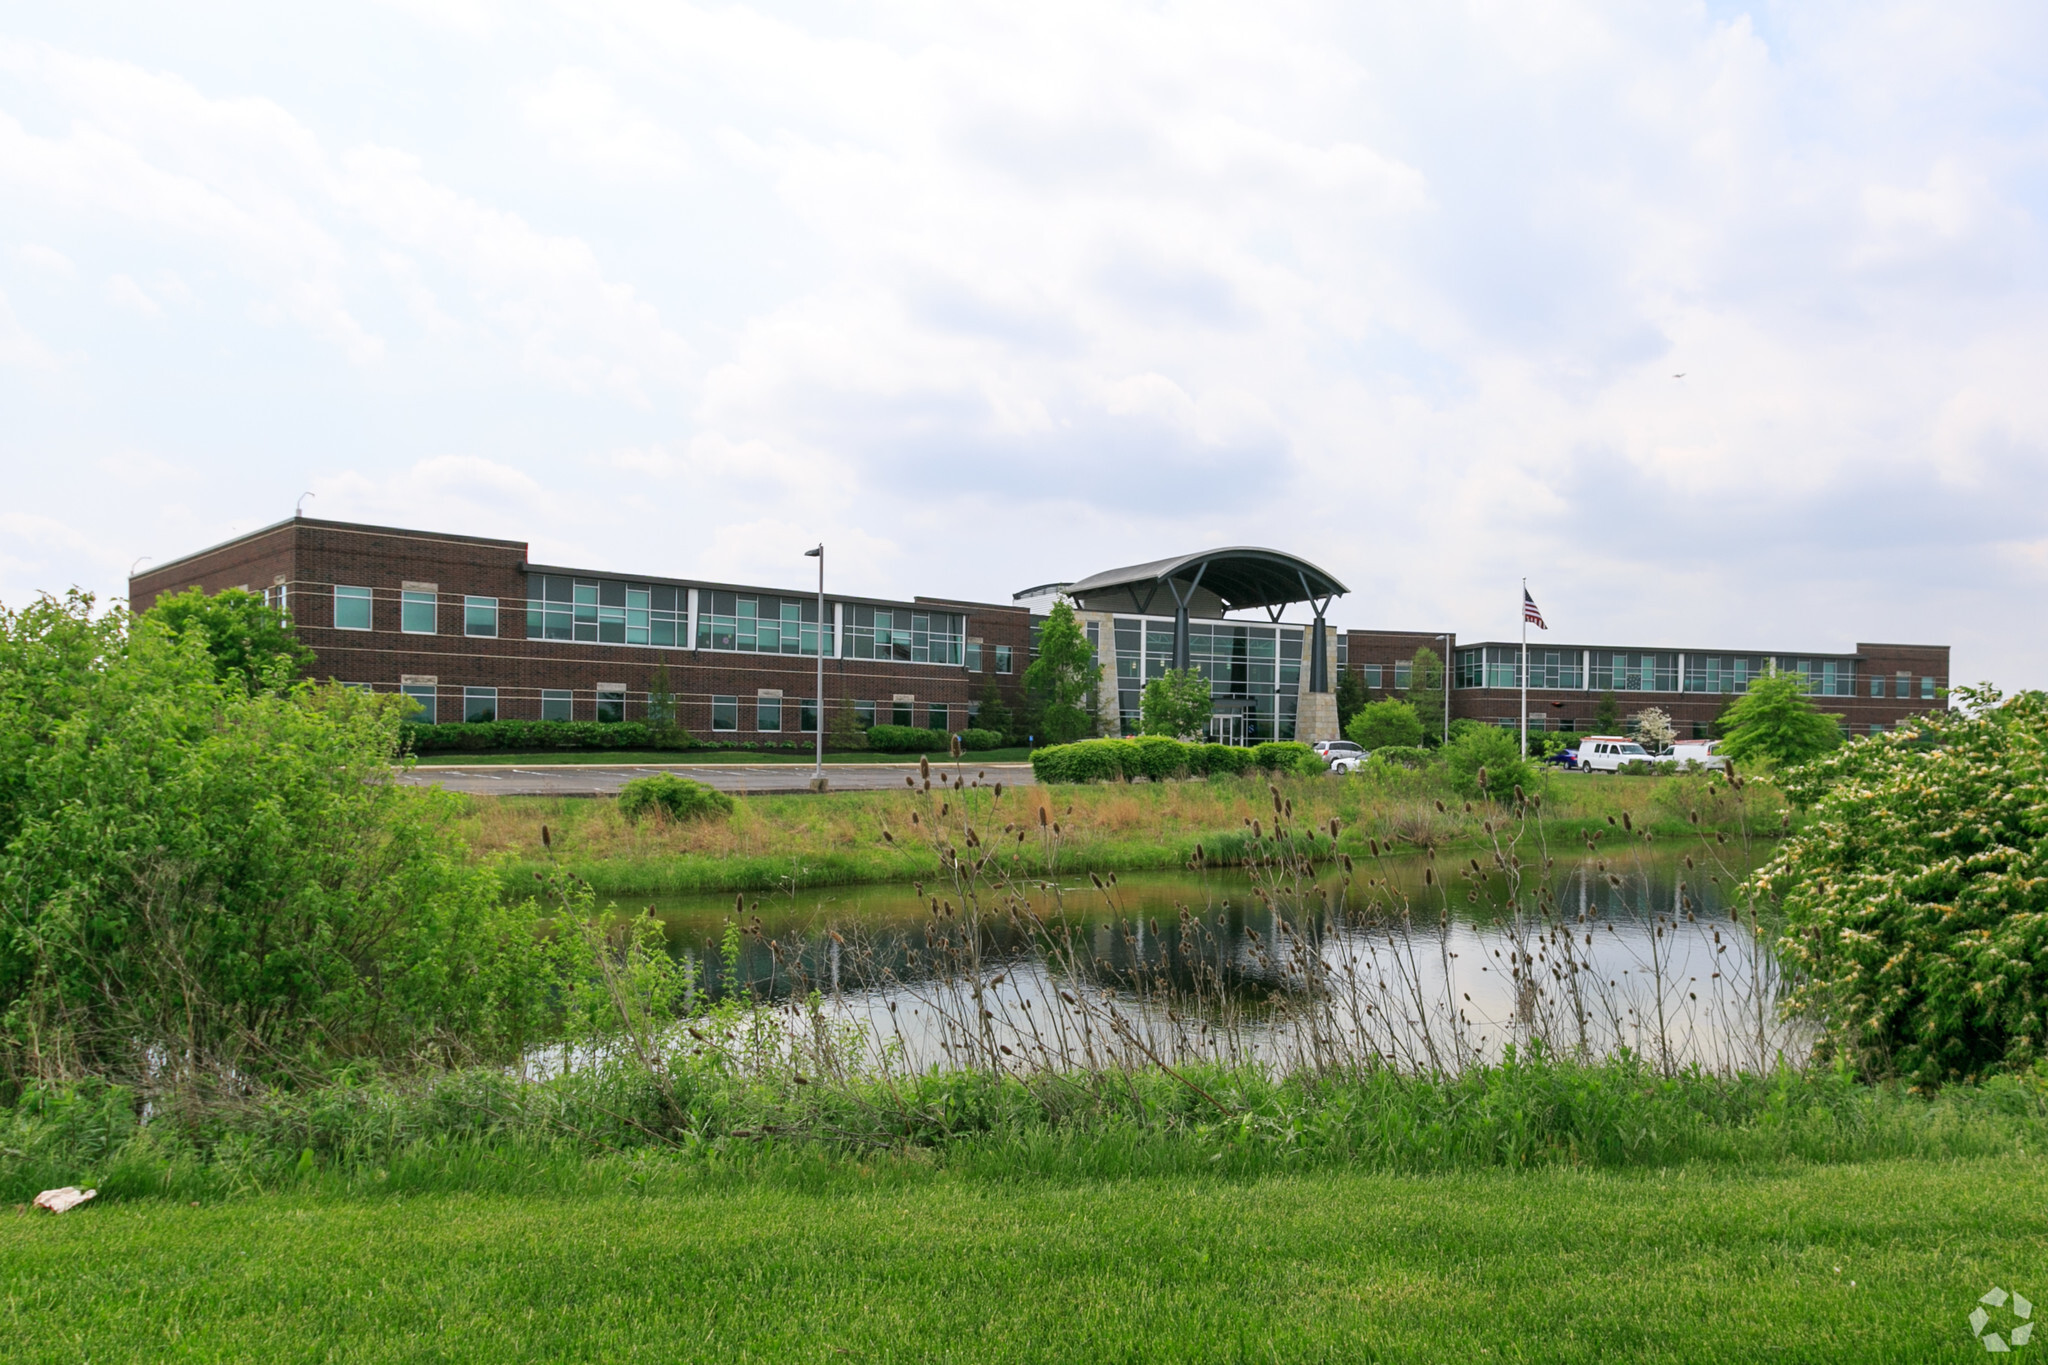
805, 544, 825, 790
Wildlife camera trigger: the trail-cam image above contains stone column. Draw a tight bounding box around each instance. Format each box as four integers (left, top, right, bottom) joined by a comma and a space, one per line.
1294, 627, 1341, 743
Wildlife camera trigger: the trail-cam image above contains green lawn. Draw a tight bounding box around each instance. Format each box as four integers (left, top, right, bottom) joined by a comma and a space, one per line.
2, 1158, 2036, 1362
413, 748, 1036, 767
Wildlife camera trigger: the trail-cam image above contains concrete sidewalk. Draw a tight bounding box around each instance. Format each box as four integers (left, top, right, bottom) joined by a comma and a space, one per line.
397, 760, 1036, 798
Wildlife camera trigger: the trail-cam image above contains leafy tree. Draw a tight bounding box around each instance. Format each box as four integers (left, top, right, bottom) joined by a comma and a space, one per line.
143, 585, 313, 694
646, 659, 689, 741
1335, 667, 1369, 732
1444, 724, 1542, 803
1346, 698, 1423, 750
1593, 692, 1621, 733
1139, 667, 1212, 740
1408, 646, 1446, 745
1719, 670, 1843, 767
974, 676, 1015, 745
1022, 599, 1101, 745
0, 593, 548, 1082
1630, 706, 1676, 754
1763, 687, 2048, 1083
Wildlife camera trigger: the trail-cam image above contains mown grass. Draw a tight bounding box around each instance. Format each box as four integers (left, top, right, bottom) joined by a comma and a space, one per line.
2, 1157, 2036, 1361
456, 765, 1787, 898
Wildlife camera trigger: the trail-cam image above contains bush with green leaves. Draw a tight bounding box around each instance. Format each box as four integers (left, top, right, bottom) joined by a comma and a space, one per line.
1365, 745, 1434, 771
616, 774, 735, 824
402, 719, 704, 754
1761, 688, 2048, 1085
142, 585, 314, 694
1030, 737, 1295, 784
0, 592, 551, 1086
1443, 725, 1543, 802
960, 728, 1004, 751
1250, 741, 1326, 777
1346, 698, 1424, 750
864, 725, 954, 753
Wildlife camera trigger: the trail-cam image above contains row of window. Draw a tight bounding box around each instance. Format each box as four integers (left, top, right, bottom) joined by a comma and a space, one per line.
1451, 647, 1936, 699
394, 685, 961, 733
321, 584, 1006, 669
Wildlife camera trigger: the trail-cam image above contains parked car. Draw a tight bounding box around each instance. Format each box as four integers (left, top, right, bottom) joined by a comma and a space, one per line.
1575, 735, 1655, 773
1654, 739, 1730, 772
1315, 739, 1369, 773
1541, 747, 1582, 769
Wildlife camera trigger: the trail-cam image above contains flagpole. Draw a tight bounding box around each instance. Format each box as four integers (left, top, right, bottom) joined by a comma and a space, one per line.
1520, 577, 1529, 759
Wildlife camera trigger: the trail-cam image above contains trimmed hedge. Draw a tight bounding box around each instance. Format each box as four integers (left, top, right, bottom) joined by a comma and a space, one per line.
1030, 737, 1319, 784
401, 720, 703, 755
865, 725, 955, 754
960, 728, 1004, 751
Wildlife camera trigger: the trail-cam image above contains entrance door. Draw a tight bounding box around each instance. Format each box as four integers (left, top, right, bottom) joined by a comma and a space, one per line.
1208, 712, 1245, 747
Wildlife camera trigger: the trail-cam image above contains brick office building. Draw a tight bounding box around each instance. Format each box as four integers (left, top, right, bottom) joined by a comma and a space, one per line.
1337, 632, 1950, 738
129, 516, 1034, 741
132, 515, 1950, 746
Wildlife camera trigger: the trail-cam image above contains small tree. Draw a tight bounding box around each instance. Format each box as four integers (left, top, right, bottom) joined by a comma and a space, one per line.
143, 586, 314, 694
828, 695, 868, 751
1346, 698, 1424, 749
1408, 646, 1446, 745
1139, 666, 1212, 740
1594, 692, 1622, 733
1022, 599, 1102, 745
1444, 725, 1541, 803
974, 677, 1015, 744
1720, 670, 1843, 767
1335, 667, 1369, 732
646, 659, 684, 742
1630, 706, 1676, 754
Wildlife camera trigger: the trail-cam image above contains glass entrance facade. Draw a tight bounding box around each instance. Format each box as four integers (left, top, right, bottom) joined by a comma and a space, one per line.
1108, 615, 1303, 740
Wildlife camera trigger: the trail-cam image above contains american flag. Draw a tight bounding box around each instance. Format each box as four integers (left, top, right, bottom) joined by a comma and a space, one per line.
1523, 589, 1547, 629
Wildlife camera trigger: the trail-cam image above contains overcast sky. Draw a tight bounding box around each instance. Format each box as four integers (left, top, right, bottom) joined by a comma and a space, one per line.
3, 2, 2044, 684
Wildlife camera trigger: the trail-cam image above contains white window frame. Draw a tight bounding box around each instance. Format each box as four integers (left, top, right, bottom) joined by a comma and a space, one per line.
401, 590, 437, 635
334, 585, 373, 631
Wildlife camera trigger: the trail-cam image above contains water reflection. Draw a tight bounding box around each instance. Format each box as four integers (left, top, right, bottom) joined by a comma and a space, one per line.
638, 848, 1806, 1076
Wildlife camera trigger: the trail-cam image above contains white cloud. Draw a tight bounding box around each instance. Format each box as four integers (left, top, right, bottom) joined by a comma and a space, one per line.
16, 242, 72, 276
103, 272, 160, 316
522, 67, 689, 179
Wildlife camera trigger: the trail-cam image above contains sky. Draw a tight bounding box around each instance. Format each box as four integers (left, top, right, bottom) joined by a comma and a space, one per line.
2, 1, 2045, 685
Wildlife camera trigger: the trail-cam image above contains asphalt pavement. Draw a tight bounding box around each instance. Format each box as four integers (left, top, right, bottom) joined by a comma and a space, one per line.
397, 760, 1037, 798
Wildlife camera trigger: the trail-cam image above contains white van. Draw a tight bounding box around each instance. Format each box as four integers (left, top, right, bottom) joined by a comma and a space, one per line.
1576, 735, 1654, 773
1656, 739, 1730, 772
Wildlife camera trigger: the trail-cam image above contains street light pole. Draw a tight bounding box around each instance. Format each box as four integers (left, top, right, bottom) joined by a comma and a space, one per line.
805, 544, 825, 786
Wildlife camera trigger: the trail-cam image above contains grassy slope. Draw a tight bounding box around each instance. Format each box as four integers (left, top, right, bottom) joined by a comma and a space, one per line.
458, 767, 1786, 898
2, 1158, 2031, 1362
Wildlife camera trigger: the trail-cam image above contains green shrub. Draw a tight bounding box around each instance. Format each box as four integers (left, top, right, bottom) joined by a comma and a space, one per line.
401, 719, 701, 754
1763, 687, 2048, 1085
864, 725, 954, 753
1196, 743, 1252, 776
1128, 735, 1193, 780
1251, 741, 1325, 776
959, 728, 1004, 751
1617, 758, 1657, 776
1443, 726, 1543, 802
616, 774, 735, 824
1346, 698, 1424, 749
1367, 745, 1434, 770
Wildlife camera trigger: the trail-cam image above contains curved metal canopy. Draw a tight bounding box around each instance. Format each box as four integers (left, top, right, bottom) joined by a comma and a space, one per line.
1059, 547, 1347, 614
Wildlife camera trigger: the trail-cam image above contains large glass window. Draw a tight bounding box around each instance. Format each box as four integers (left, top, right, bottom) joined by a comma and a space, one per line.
464, 687, 497, 723
965, 643, 982, 671
1779, 657, 1855, 698
927, 704, 949, 732
855, 700, 876, 728
1922, 675, 1936, 700
334, 585, 372, 631
757, 695, 782, 732
1454, 649, 1482, 689
400, 685, 436, 723
464, 596, 497, 638
1363, 664, 1383, 689
1395, 660, 1412, 689
996, 645, 1013, 674
892, 699, 913, 727
710, 696, 737, 731
700, 591, 832, 656
800, 698, 818, 733
527, 575, 684, 646
401, 590, 436, 635
596, 690, 625, 724
1686, 655, 1764, 694
846, 604, 955, 664
1590, 650, 1678, 692
541, 690, 572, 721
1869, 676, 1886, 698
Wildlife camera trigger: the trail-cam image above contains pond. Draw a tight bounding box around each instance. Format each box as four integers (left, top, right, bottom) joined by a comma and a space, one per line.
612, 843, 1806, 1077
